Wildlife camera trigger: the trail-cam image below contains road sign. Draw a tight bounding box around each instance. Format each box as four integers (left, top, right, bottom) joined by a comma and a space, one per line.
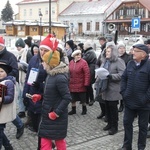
131, 18, 140, 31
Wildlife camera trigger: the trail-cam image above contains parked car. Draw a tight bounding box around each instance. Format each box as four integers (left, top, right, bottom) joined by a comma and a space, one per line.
130, 34, 147, 42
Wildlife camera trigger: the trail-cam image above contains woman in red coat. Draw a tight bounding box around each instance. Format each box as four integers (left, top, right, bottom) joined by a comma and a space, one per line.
68, 50, 90, 115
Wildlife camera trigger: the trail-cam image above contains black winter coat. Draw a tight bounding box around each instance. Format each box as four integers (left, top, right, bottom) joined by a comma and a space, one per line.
83, 47, 97, 84
38, 62, 71, 140
0, 48, 19, 81
121, 57, 150, 110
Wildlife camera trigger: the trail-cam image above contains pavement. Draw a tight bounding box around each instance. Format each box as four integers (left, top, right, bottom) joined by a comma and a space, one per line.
3, 102, 150, 150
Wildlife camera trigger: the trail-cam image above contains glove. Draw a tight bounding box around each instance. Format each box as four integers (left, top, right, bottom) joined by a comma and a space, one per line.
32, 81, 40, 88
23, 98, 29, 107
32, 94, 42, 103
107, 74, 112, 80
48, 112, 59, 120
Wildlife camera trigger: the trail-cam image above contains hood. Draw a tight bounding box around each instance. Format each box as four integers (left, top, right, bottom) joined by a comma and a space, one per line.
46, 61, 69, 76
0, 76, 16, 84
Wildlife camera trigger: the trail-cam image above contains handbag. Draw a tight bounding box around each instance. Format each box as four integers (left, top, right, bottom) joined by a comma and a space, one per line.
0, 83, 7, 111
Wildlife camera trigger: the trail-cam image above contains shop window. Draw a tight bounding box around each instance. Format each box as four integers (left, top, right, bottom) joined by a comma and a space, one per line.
31, 27, 37, 32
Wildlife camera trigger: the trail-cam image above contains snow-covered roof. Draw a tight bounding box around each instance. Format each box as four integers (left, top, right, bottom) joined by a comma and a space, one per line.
3, 20, 68, 28
59, 0, 114, 16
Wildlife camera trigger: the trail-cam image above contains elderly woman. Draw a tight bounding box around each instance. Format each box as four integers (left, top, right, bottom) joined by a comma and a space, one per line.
100, 44, 125, 135
68, 50, 90, 115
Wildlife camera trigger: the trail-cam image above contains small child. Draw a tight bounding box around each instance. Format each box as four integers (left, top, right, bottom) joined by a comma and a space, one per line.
0, 62, 16, 150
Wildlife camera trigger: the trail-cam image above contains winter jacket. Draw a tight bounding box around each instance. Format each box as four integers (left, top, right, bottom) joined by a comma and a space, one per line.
69, 58, 90, 93
0, 76, 16, 124
38, 62, 72, 140
22, 54, 47, 114
120, 57, 150, 110
0, 47, 18, 82
100, 45, 126, 101
120, 52, 131, 66
82, 47, 97, 84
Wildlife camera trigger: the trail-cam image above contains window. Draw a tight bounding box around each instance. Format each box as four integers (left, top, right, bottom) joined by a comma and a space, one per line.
31, 27, 37, 32
52, 7, 55, 15
87, 22, 90, 31
95, 22, 99, 31
29, 9, 32, 16
45, 7, 48, 15
18, 26, 24, 31
24, 9, 26, 16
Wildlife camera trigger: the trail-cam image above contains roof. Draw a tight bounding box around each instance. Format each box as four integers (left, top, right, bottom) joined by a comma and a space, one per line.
59, 0, 114, 16
139, 0, 150, 10
16, 0, 56, 5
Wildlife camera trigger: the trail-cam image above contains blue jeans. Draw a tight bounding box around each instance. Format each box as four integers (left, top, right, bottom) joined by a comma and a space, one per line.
12, 115, 23, 129
0, 124, 10, 149
17, 83, 25, 112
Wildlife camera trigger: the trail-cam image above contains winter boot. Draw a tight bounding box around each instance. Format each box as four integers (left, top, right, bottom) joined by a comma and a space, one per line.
4, 144, 13, 150
81, 105, 87, 115
68, 106, 76, 115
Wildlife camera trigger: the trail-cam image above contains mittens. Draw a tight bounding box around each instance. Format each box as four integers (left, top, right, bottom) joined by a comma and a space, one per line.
32, 94, 42, 103
48, 112, 59, 120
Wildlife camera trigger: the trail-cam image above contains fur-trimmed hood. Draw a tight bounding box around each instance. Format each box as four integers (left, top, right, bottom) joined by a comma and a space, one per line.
46, 61, 69, 76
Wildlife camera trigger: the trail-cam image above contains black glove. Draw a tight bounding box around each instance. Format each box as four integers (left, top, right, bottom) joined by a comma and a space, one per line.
107, 74, 112, 80
23, 98, 29, 107
32, 81, 40, 88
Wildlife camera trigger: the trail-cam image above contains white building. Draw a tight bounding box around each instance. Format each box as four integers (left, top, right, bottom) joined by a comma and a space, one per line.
58, 0, 114, 36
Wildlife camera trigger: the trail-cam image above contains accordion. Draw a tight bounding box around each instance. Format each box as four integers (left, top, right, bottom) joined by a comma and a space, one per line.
0, 83, 7, 110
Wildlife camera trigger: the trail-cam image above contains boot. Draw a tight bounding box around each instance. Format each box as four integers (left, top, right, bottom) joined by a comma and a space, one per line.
4, 144, 13, 150
97, 102, 105, 119
103, 124, 111, 131
81, 105, 87, 115
16, 124, 24, 139
89, 100, 95, 106
68, 106, 76, 115
108, 127, 118, 135
24, 115, 32, 127
118, 100, 124, 112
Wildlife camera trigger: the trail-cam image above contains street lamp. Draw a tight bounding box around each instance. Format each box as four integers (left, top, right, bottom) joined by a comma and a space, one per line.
49, 0, 51, 34
39, 11, 43, 41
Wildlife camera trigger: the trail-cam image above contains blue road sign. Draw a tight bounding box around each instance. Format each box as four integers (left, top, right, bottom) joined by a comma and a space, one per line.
132, 18, 140, 29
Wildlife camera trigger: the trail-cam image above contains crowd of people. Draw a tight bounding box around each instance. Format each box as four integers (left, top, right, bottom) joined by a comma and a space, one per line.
0, 33, 150, 150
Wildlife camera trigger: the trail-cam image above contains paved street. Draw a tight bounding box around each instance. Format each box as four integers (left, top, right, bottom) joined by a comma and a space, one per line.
3, 102, 150, 150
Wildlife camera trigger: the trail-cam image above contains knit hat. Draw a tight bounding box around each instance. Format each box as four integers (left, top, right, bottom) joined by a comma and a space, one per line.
0, 62, 12, 74
0, 36, 5, 47
117, 42, 126, 49
78, 43, 84, 50
40, 34, 59, 50
15, 38, 25, 48
71, 50, 81, 57
133, 44, 149, 54
24, 38, 32, 48
66, 40, 74, 50
42, 50, 60, 67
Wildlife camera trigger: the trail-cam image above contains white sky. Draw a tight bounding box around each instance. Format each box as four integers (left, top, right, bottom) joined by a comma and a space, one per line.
1, 0, 21, 14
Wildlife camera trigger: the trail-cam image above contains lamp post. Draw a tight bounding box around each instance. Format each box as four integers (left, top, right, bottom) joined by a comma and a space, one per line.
39, 11, 43, 41
49, 0, 51, 34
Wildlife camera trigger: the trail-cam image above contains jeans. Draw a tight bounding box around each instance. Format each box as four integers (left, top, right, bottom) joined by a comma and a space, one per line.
17, 82, 25, 112
0, 124, 10, 149
123, 107, 149, 150
12, 115, 23, 129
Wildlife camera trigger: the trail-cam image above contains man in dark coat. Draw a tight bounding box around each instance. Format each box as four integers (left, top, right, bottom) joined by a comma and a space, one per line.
119, 44, 150, 150
117, 42, 132, 112
83, 40, 97, 106
0, 36, 24, 141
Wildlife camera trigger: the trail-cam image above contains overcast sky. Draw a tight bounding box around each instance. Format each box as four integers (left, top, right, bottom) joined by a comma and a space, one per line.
1, 0, 21, 14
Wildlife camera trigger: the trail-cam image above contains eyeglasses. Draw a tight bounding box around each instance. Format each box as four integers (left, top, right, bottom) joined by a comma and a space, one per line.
133, 49, 143, 53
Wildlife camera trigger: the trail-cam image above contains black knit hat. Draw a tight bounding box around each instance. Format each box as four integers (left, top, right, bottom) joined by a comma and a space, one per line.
15, 38, 25, 48
66, 40, 74, 50
0, 62, 12, 74
24, 39, 32, 47
78, 43, 84, 50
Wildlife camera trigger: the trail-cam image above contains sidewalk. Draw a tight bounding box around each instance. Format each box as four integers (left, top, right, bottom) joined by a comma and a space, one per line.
3, 102, 150, 150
